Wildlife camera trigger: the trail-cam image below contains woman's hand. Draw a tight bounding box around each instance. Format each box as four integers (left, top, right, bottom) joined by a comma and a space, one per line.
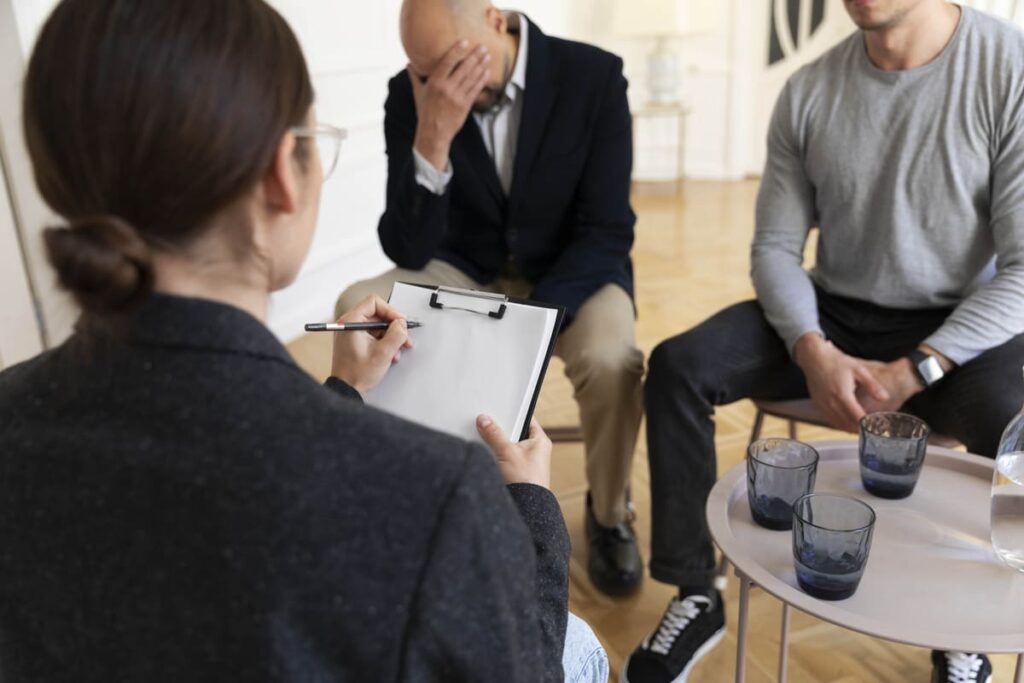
330, 295, 413, 395
476, 416, 552, 489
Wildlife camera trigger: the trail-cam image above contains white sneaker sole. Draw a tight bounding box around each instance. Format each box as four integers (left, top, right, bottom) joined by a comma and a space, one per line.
620, 626, 726, 683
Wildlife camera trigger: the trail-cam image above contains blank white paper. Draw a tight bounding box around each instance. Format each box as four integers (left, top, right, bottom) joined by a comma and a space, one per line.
364, 283, 559, 444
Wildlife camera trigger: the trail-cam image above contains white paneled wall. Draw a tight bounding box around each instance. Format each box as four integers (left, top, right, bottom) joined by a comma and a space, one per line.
5, 0, 77, 347
5, 0, 569, 345
265, 0, 404, 341
19, 0, 1011, 344
0, 0, 43, 367
565, 0, 739, 180
268, 0, 569, 340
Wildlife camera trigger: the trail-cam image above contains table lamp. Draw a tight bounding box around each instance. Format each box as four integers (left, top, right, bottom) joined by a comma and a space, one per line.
611, 0, 701, 105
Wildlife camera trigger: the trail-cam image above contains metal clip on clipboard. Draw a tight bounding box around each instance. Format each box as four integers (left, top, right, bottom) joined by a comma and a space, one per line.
429, 286, 508, 320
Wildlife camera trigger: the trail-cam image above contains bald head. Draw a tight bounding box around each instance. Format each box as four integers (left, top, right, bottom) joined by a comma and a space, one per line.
400, 0, 491, 72
400, 0, 517, 112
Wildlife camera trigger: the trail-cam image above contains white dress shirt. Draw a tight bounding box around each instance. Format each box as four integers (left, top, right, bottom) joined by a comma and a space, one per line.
413, 13, 528, 196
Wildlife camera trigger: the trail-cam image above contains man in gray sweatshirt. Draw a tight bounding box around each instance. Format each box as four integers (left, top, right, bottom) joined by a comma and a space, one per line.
624, 2, 1024, 682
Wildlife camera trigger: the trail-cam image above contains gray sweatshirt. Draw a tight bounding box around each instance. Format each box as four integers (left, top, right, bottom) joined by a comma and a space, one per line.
752, 6, 1024, 365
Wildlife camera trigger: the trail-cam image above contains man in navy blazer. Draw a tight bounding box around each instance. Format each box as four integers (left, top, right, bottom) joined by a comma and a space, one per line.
336, 0, 644, 594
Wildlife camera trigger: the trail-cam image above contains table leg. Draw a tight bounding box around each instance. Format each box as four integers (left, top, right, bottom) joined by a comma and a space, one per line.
777, 603, 791, 683
1015, 653, 1023, 683
735, 571, 750, 683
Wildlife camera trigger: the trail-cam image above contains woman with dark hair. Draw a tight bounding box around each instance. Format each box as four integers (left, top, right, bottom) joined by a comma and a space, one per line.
0, 0, 606, 680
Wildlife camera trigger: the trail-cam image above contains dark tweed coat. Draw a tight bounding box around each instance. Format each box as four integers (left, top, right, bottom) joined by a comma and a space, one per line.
0, 294, 569, 682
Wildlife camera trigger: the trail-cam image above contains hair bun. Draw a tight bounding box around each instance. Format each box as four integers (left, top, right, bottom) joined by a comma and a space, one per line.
43, 215, 154, 315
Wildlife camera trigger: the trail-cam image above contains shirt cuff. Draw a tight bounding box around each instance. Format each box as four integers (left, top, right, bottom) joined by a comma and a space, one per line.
920, 329, 973, 367
783, 325, 826, 359
412, 147, 453, 195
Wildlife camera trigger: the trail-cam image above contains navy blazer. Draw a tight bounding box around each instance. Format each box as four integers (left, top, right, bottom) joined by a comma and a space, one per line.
378, 19, 636, 324
0, 295, 570, 682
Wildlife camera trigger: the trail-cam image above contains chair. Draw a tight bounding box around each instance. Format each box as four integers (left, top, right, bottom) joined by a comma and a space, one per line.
547, 425, 584, 443
713, 398, 963, 590
750, 398, 963, 449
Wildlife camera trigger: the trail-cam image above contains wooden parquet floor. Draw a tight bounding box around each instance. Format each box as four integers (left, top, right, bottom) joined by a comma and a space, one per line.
287, 180, 1020, 682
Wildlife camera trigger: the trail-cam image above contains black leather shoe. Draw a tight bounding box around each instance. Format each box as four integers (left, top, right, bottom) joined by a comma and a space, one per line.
586, 493, 643, 596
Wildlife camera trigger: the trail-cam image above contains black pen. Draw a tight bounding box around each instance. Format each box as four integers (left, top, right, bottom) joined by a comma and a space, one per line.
304, 320, 423, 332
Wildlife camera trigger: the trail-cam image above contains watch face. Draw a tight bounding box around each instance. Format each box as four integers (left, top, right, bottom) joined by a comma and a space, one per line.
918, 355, 944, 385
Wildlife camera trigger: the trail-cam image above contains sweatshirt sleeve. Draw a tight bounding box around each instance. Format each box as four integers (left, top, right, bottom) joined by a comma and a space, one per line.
401, 444, 569, 682
751, 79, 823, 355
923, 78, 1024, 365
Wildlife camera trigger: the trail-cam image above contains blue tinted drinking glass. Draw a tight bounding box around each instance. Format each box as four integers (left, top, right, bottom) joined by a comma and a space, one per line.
859, 412, 930, 499
746, 439, 819, 530
792, 494, 876, 601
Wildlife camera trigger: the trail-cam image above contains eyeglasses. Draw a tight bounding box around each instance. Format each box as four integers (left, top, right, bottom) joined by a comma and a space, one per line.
291, 123, 347, 182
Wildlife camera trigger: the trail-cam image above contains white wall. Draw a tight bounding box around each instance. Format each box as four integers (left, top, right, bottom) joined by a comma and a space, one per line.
263, 0, 404, 340
9, 1, 1023, 351
0, 161, 43, 368
267, 1, 564, 340
4, 0, 569, 345
563, 0, 855, 180
3, 0, 78, 350
267, 0, 569, 340
565, 0, 741, 179
0, 0, 42, 369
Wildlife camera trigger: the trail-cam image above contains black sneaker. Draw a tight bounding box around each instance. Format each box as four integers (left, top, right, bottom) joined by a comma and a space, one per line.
931, 651, 993, 683
621, 592, 726, 683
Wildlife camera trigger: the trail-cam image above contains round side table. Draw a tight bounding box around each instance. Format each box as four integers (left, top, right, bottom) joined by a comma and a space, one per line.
707, 441, 1024, 683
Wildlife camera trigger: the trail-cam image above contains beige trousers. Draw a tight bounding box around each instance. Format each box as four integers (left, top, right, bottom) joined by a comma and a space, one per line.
336, 260, 644, 526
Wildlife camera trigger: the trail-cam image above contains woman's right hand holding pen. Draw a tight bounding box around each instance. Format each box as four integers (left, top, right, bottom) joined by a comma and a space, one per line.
331, 295, 553, 489
330, 295, 413, 395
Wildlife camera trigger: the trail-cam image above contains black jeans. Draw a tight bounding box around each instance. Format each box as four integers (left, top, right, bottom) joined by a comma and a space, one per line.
644, 288, 1024, 588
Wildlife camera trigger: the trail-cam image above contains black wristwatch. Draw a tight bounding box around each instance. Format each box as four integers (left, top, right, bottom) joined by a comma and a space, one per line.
908, 349, 945, 387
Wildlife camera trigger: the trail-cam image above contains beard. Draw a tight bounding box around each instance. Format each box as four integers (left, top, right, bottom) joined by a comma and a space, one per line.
473, 87, 504, 112
472, 52, 513, 113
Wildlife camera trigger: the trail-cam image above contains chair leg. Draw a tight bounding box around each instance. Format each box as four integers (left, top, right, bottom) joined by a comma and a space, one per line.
788, 419, 798, 440
749, 409, 765, 447
547, 425, 584, 443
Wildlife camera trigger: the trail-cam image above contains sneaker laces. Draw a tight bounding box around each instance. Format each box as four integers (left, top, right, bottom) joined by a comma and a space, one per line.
646, 596, 711, 656
945, 652, 985, 683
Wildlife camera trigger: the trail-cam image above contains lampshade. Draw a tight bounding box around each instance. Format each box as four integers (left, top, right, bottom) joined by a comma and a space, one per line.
611, 0, 715, 37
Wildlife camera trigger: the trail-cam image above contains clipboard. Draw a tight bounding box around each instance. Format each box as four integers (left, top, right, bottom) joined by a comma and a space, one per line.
363, 282, 565, 443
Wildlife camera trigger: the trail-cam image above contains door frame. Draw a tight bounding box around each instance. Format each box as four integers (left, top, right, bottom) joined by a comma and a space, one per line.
0, 0, 81, 357
0, 149, 43, 367
0, 0, 45, 367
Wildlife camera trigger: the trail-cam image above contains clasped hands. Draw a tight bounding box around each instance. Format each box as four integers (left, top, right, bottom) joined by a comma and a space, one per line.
793, 332, 936, 433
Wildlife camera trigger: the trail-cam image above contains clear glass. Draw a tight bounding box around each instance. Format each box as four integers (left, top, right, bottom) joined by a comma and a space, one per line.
746, 439, 819, 531
792, 494, 876, 601
858, 412, 930, 499
993, 368, 1024, 572
291, 123, 347, 182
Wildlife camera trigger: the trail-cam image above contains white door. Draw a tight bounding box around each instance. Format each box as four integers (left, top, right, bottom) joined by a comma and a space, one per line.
744, 0, 855, 176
